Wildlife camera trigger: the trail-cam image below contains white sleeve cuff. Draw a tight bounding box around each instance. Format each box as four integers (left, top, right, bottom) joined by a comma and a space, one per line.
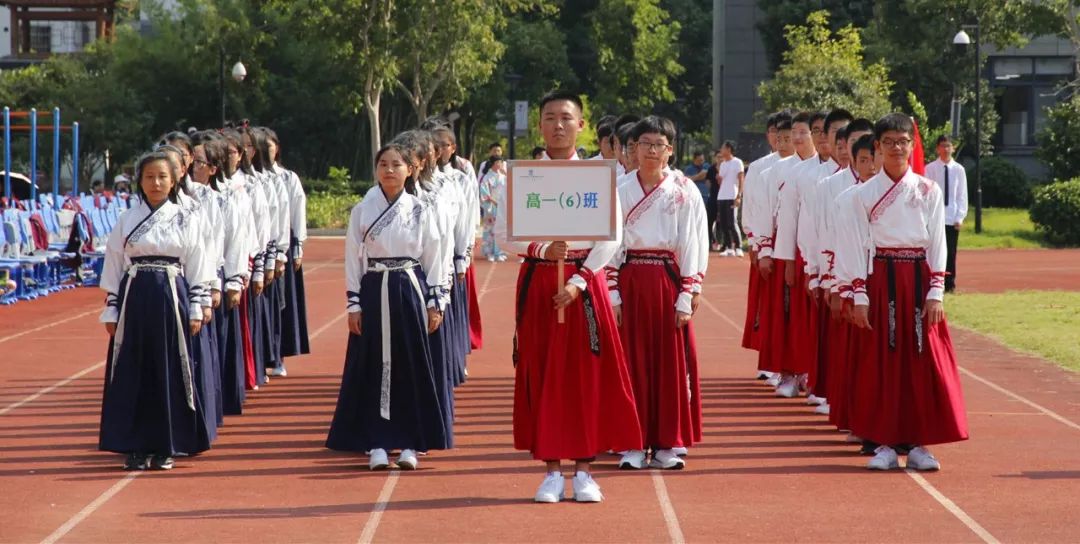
926, 287, 944, 302
854, 293, 870, 307
568, 274, 587, 292
99, 306, 119, 323
675, 292, 694, 315
188, 302, 203, 320
609, 290, 622, 307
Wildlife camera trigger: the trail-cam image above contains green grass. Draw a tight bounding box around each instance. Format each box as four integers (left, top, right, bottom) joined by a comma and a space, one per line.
946, 290, 1080, 372
306, 192, 362, 230
959, 207, 1047, 249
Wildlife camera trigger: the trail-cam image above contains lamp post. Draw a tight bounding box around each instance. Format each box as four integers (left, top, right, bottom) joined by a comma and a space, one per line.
219, 45, 248, 127
953, 21, 983, 234
504, 73, 523, 160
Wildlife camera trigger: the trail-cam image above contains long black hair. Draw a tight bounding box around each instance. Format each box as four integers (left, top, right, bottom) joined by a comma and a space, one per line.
134, 151, 182, 205
222, 128, 254, 176
391, 130, 436, 191
480, 155, 503, 178
191, 131, 229, 192
374, 142, 419, 196
153, 144, 193, 197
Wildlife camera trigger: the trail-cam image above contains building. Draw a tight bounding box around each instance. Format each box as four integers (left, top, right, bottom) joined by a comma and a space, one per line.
0, 1, 116, 67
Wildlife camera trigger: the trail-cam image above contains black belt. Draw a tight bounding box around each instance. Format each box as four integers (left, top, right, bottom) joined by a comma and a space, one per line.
877, 253, 925, 354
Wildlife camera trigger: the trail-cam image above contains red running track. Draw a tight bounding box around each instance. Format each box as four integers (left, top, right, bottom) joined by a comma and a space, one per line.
1, 241, 1078, 543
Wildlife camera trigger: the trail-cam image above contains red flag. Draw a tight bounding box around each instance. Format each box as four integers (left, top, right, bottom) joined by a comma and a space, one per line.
910, 116, 926, 175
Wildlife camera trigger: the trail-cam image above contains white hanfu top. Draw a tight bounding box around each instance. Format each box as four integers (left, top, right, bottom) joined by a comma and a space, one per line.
230, 170, 271, 281
609, 170, 709, 314
494, 151, 624, 291
739, 151, 779, 243
344, 186, 447, 313
420, 169, 462, 297
773, 153, 819, 263
441, 163, 480, 273
749, 154, 802, 258
273, 163, 308, 258
814, 167, 861, 290
834, 168, 948, 306
99, 199, 214, 323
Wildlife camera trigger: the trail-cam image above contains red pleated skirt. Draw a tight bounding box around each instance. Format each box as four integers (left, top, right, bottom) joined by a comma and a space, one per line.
847, 250, 969, 446
788, 252, 819, 376
512, 255, 643, 460
826, 311, 858, 430
618, 253, 702, 449
466, 265, 483, 350
741, 256, 763, 351
757, 259, 791, 373
811, 300, 832, 397
238, 288, 257, 390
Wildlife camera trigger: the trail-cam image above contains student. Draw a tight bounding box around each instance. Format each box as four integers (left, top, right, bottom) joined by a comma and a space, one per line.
817, 128, 875, 433
609, 116, 708, 470
756, 111, 816, 395
530, 146, 545, 160
616, 122, 640, 176
593, 115, 617, 160
612, 114, 641, 177
923, 136, 967, 293
99, 151, 215, 471
715, 141, 744, 257
478, 157, 508, 262
740, 112, 785, 359
834, 113, 969, 471
476, 142, 503, 179
326, 142, 450, 471
266, 129, 311, 358
495, 90, 641, 503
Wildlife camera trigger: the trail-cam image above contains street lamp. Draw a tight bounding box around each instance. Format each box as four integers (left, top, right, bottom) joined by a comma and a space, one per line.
954, 22, 983, 233
231, 61, 247, 82
219, 47, 247, 127
504, 73, 523, 160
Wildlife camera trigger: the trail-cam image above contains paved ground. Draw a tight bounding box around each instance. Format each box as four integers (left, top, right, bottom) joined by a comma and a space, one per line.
1, 241, 1078, 543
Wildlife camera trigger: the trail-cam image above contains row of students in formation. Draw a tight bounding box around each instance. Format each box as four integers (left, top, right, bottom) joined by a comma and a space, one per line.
98, 126, 310, 471
740, 109, 969, 471
331, 91, 708, 504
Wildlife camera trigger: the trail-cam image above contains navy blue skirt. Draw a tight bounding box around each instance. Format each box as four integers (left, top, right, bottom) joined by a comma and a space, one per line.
265, 265, 284, 370
325, 266, 451, 453
280, 234, 310, 357
216, 286, 246, 415
246, 285, 269, 386
99, 265, 211, 456
193, 315, 220, 440
446, 276, 469, 387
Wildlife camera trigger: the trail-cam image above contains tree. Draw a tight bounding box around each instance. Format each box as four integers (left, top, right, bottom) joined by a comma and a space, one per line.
757, 11, 893, 123
1036, 94, 1080, 182
588, 0, 685, 114
755, 0, 875, 72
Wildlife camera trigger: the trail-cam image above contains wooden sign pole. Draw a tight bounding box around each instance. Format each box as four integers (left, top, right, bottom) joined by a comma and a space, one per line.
557, 256, 566, 324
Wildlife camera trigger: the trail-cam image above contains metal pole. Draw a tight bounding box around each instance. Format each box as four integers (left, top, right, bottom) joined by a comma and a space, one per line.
508, 86, 516, 161
53, 107, 60, 209
30, 108, 37, 203
72, 122, 80, 197
219, 45, 226, 127
974, 22, 983, 234
711, 0, 725, 148
4, 106, 10, 202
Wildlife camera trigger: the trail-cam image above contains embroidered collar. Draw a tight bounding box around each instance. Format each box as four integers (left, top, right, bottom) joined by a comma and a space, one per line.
540, 150, 581, 161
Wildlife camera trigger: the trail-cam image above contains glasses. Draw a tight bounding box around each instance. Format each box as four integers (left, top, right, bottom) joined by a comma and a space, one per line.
193, 159, 210, 167
636, 141, 672, 153
811, 128, 824, 136
880, 138, 913, 149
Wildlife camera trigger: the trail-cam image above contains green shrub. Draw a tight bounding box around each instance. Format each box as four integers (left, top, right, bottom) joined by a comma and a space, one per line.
1036, 94, 1080, 182
1029, 178, 1080, 246
966, 156, 1033, 208
303, 166, 374, 196
307, 192, 362, 229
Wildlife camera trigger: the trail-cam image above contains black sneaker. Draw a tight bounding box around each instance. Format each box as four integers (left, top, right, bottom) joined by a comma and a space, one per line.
150, 455, 174, 470
124, 453, 149, 471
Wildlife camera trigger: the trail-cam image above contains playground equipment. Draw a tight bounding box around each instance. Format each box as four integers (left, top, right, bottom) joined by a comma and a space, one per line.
2, 107, 79, 207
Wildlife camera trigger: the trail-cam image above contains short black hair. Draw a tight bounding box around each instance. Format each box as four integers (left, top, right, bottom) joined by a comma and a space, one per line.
765, 112, 780, 129
874, 113, 914, 140
852, 133, 876, 158
616, 122, 636, 147
420, 116, 451, 131
488, 142, 502, 151
721, 140, 737, 153
936, 135, 953, 146
774, 111, 794, 131
792, 111, 813, 127
539, 90, 584, 115
595, 115, 617, 140
530, 146, 545, 159
809, 111, 828, 127
846, 118, 875, 136
630, 116, 676, 143
824, 109, 855, 134
692, 151, 705, 158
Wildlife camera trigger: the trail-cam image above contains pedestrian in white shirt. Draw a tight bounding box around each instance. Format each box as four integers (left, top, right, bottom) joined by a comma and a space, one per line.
923, 136, 968, 292
715, 141, 744, 256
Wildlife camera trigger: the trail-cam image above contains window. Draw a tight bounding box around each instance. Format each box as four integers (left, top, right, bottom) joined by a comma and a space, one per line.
29, 23, 52, 54
990, 55, 1076, 148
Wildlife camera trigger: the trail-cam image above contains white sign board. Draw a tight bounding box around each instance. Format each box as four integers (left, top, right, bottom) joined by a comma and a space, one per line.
506, 160, 618, 242
514, 100, 529, 128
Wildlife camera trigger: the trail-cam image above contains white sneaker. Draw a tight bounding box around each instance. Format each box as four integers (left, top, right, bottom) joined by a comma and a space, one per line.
765, 373, 782, 387
776, 376, 798, 398
734, 248, 745, 258
867, 446, 900, 470
813, 403, 830, 415
268, 366, 287, 377
906, 447, 941, 471
618, 449, 647, 470
369, 448, 390, 471
720, 249, 734, 257
534, 472, 565, 503
756, 370, 772, 380
397, 449, 418, 470
487, 256, 496, 262
711, 243, 721, 252
806, 394, 825, 406
649, 449, 686, 470
572, 471, 603, 502
671, 446, 689, 457
497, 255, 508, 262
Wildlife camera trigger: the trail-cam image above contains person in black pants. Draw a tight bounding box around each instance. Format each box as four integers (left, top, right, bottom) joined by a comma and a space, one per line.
705, 153, 721, 250
714, 141, 745, 256
925, 136, 968, 292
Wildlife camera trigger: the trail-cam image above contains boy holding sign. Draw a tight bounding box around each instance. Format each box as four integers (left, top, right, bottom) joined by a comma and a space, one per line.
495, 91, 641, 503
607, 116, 709, 470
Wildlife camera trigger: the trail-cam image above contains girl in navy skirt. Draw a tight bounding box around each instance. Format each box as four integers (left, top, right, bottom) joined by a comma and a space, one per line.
99, 151, 214, 470
326, 142, 451, 471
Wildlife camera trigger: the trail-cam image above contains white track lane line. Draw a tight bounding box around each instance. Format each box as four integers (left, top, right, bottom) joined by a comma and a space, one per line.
1, 262, 339, 416
651, 472, 687, 544
34, 302, 347, 542
0, 308, 100, 346
357, 471, 401, 544
477, 261, 498, 301
905, 471, 1000, 544
38, 473, 141, 544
